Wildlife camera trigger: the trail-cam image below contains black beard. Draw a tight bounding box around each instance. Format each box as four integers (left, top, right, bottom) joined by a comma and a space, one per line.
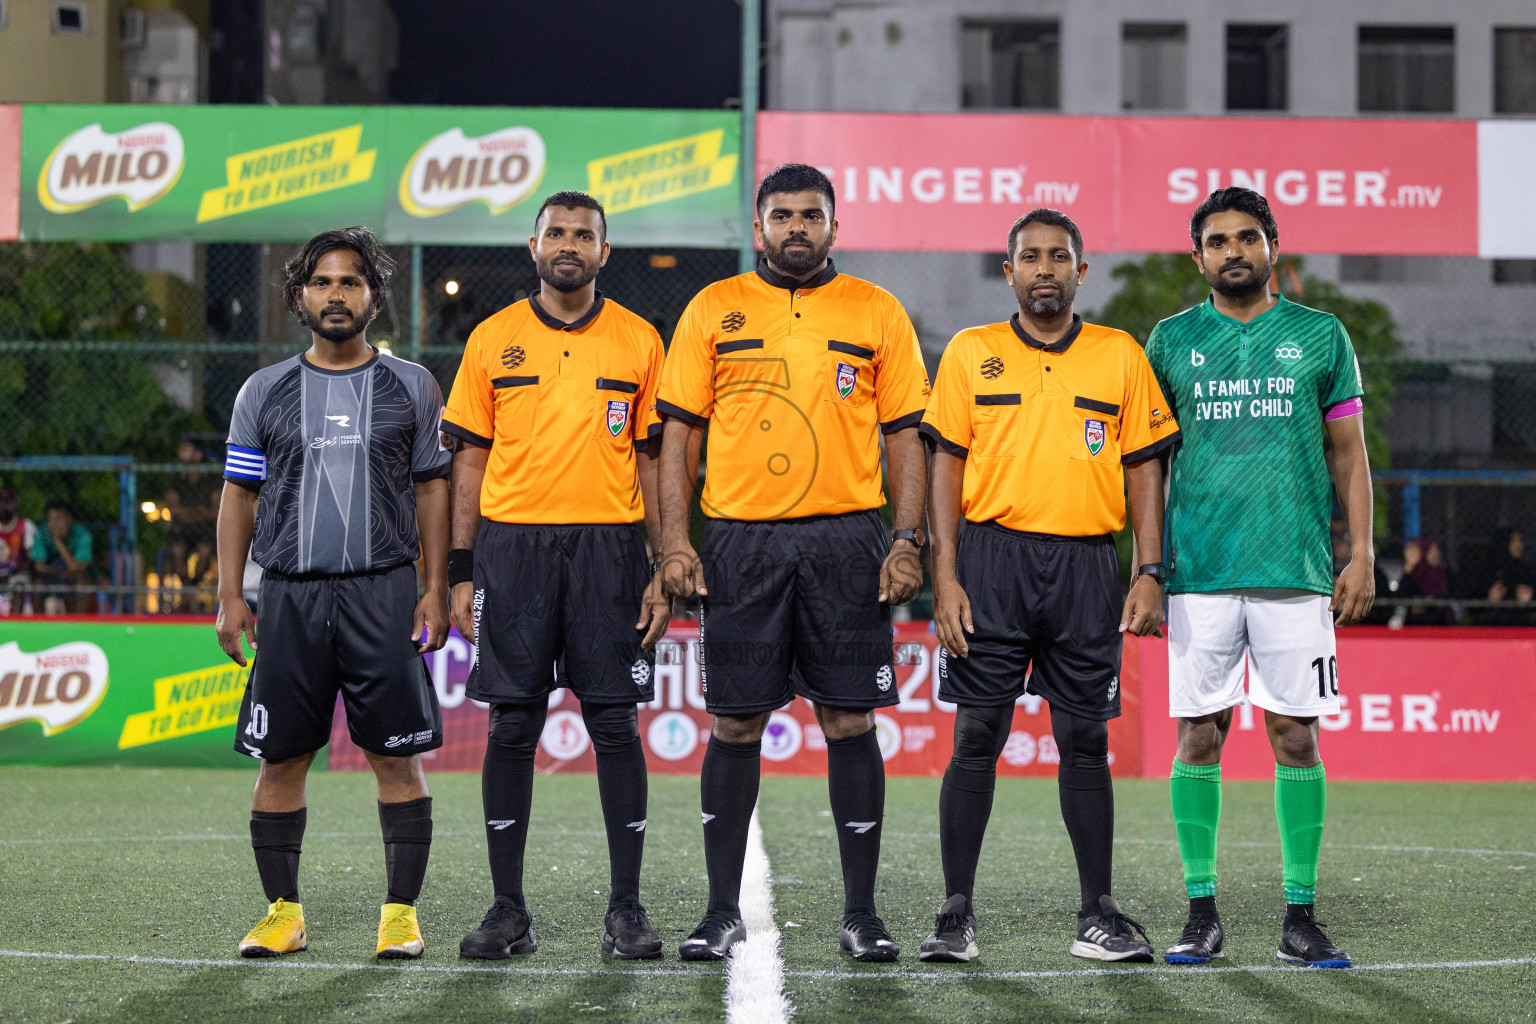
536, 257, 599, 293
1019, 280, 1076, 318
303, 307, 366, 342
765, 235, 831, 277
1209, 261, 1271, 298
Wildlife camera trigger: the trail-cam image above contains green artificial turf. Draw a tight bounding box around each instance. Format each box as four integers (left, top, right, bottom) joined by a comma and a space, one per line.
0, 768, 1532, 1023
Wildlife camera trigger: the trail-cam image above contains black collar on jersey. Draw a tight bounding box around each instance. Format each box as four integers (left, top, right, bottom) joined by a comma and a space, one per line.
299, 345, 381, 376
529, 290, 605, 331
755, 256, 838, 291
1010, 313, 1083, 354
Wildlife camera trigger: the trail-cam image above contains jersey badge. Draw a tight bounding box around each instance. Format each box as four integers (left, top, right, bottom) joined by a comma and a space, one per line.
607, 400, 630, 437
980, 356, 1004, 380
1275, 344, 1303, 361
1191, 349, 1205, 366
501, 345, 526, 369
836, 361, 857, 400
1084, 418, 1106, 456
720, 311, 746, 333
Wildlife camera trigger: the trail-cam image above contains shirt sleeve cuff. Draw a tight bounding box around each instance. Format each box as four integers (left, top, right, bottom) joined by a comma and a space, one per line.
879, 409, 925, 435
441, 418, 492, 449
918, 422, 969, 458
411, 463, 453, 483
633, 421, 666, 452
656, 399, 709, 429
1324, 396, 1364, 421
1122, 430, 1182, 465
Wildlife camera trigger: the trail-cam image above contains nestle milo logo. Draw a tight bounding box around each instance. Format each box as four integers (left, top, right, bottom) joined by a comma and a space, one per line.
399, 126, 547, 218
0, 641, 110, 736
39, 122, 185, 214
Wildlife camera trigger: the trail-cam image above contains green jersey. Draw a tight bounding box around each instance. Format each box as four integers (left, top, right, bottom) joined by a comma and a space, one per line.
1146, 295, 1363, 595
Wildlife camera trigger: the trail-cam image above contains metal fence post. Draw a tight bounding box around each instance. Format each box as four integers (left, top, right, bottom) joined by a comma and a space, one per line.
739, 0, 760, 274
410, 244, 424, 361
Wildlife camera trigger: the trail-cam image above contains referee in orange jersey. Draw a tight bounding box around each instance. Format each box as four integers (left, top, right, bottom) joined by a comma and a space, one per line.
917, 209, 1179, 966
658, 164, 929, 962
442, 192, 670, 962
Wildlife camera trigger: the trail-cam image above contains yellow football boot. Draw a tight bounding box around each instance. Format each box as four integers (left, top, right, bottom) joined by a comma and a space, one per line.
377, 902, 425, 959
238, 899, 307, 957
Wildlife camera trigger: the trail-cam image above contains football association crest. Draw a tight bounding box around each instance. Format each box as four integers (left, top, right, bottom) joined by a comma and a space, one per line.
607, 400, 629, 437
836, 361, 857, 400
1084, 418, 1106, 456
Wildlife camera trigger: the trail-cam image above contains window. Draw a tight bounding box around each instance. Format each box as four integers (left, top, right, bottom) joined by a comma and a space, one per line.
961, 20, 1060, 109
1226, 24, 1288, 110
0, 1, 8, 32
1493, 260, 1536, 284
981, 253, 1008, 278
51, 1, 86, 35
1122, 23, 1187, 110
1339, 256, 1441, 284
1359, 26, 1454, 113
1495, 28, 1536, 114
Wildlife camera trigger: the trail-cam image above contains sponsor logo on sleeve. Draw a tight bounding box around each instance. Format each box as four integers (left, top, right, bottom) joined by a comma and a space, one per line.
399, 126, 546, 218
39, 122, 185, 214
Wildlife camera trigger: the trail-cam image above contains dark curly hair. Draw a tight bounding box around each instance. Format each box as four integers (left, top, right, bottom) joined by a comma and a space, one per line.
283, 226, 395, 325
1189, 187, 1278, 251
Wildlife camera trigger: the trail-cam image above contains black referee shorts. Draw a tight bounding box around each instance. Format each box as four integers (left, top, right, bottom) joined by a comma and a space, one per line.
234, 563, 443, 762
937, 521, 1124, 721
698, 509, 897, 716
467, 520, 655, 705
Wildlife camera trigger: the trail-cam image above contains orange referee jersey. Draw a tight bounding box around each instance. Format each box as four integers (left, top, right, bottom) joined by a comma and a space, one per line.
657, 260, 928, 521
442, 292, 664, 524
920, 315, 1181, 536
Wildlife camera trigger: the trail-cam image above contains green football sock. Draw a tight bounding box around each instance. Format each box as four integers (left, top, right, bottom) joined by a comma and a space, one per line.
1170, 759, 1222, 899
1274, 762, 1327, 905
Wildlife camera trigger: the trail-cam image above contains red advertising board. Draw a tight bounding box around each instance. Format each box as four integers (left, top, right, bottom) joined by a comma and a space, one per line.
329, 622, 1144, 778
0, 105, 19, 242
757, 112, 1479, 256
1137, 628, 1536, 782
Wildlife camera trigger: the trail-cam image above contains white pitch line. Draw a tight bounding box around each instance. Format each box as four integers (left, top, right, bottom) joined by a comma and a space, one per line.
724, 807, 792, 1024
1, 949, 1531, 981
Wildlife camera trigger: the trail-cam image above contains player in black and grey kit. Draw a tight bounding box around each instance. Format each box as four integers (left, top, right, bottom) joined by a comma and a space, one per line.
215, 227, 450, 961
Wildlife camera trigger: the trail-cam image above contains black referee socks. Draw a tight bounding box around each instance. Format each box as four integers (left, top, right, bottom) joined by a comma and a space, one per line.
250, 807, 306, 903
483, 702, 544, 908
700, 734, 761, 915
379, 796, 433, 906
585, 703, 649, 907
939, 704, 1014, 914
1052, 709, 1115, 915
826, 728, 886, 917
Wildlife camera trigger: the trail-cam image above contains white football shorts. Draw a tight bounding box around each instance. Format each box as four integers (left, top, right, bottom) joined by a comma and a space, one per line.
1167, 588, 1340, 718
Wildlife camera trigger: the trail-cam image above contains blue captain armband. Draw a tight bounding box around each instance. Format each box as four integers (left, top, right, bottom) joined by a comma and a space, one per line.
224, 444, 267, 482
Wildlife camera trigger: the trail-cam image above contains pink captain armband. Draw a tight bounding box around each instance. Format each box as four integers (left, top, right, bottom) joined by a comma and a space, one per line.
1324, 397, 1363, 421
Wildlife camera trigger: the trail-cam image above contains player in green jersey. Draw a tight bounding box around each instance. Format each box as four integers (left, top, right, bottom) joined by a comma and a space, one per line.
1144, 188, 1374, 969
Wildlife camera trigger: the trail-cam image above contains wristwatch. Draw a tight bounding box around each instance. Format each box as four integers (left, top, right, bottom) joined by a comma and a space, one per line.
892, 528, 926, 548
1135, 562, 1169, 586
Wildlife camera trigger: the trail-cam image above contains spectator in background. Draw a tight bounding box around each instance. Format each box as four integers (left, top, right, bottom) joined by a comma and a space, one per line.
1484, 528, 1533, 625
31, 499, 92, 613
161, 438, 220, 547
1400, 537, 1453, 626
0, 488, 37, 613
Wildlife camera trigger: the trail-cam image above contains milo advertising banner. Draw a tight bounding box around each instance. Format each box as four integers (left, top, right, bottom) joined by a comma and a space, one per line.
0, 620, 259, 768
19, 105, 741, 247
385, 107, 741, 247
